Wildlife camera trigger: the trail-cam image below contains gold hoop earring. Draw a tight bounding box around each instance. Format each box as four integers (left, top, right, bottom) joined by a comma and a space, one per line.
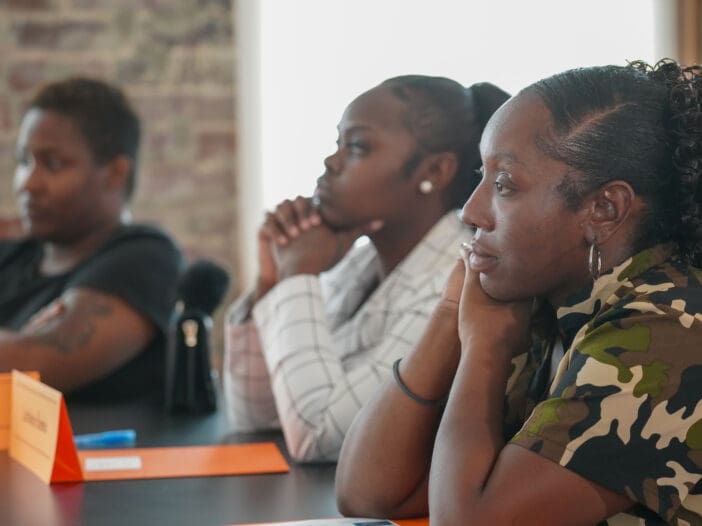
588, 244, 602, 280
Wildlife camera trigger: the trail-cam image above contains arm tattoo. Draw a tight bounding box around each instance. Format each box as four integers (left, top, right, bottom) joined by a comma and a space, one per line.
33, 298, 113, 354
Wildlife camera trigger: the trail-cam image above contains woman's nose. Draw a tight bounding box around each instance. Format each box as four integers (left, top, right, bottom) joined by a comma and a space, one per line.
323, 150, 341, 175
461, 180, 494, 231
14, 156, 40, 195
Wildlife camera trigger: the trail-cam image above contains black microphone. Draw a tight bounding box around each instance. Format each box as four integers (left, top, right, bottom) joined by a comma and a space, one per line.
165, 260, 230, 413
178, 260, 230, 315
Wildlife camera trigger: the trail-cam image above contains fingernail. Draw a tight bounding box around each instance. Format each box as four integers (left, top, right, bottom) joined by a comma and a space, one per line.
277, 236, 287, 245
370, 220, 384, 231
289, 226, 299, 236
300, 219, 309, 229
310, 215, 321, 225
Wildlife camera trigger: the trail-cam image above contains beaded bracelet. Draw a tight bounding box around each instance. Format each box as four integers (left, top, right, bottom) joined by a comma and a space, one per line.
392, 358, 448, 407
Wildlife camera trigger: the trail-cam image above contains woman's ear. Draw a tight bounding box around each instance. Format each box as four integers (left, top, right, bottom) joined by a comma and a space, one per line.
414, 151, 459, 194
580, 180, 636, 245
105, 155, 132, 196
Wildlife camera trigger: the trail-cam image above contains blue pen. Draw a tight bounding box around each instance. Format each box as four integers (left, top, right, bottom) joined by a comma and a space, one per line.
74, 429, 136, 449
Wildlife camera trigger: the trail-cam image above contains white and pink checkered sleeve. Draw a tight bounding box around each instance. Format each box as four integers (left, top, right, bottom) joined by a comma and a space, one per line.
222, 293, 280, 431
253, 273, 443, 461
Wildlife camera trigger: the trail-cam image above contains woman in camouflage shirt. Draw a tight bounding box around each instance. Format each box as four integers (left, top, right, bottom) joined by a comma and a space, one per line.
337, 60, 702, 525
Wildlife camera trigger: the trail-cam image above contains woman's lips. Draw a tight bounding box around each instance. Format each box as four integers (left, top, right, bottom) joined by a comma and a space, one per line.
313, 183, 332, 207
18, 204, 42, 221
467, 241, 498, 273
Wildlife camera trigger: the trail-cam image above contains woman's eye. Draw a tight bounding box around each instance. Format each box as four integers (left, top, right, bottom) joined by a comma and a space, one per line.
347, 141, 366, 153
44, 157, 64, 171
494, 172, 512, 195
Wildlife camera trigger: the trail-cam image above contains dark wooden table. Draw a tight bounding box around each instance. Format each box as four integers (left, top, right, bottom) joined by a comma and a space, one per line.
0, 396, 339, 526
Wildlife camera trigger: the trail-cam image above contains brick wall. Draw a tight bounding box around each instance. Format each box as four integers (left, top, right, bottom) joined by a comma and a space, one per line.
0, 0, 240, 363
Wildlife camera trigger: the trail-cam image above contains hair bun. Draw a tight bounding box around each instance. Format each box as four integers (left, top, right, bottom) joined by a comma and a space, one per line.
647, 59, 702, 263
467, 82, 510, 129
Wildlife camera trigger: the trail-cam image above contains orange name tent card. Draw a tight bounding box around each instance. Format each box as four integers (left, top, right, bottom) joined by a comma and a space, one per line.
0, 371, 39, 450
7, 371, 289, 484
78, 442, 289, 481
9, 370, 82, 483
233, 518, 428, 526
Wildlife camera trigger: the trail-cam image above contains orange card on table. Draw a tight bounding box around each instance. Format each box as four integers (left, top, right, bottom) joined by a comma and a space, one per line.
233, 519, 428, 526
7, 370, 290, 484
78, 442, 289, 481
9, 370, 82, 483
0, 371, 40, 450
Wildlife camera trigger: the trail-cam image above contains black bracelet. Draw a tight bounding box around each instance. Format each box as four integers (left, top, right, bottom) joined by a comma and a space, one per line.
392, 358, 447, 407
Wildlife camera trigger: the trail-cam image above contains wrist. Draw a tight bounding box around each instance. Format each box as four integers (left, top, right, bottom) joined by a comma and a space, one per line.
435, 299, 460, 316
461, 331, 530, 359
253, 276, 276, 303
392, 358, 448, 408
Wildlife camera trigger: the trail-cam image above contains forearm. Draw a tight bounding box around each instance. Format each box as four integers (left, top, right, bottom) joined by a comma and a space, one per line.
336, 302, 461, 518
253, 274, 353, 460
222, 318, 280, 431
0, 329, 100, 392
428, 335, 517, 525
266, 306, 458, 462
0, 289, 155, 393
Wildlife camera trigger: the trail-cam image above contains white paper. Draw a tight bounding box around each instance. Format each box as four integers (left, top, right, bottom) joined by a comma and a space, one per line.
83, 455, 142, 472
245, 520, 398, 526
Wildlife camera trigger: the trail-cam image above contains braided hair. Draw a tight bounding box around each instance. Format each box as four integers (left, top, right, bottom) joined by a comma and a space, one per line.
381, 75, 510, 209
526, 59, 702, 267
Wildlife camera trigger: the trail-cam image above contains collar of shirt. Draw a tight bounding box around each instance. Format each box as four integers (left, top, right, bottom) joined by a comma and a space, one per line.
555, 242, 675, 350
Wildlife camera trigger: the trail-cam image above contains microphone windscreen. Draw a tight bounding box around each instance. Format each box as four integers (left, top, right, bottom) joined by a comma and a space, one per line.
178, 259, 230, 314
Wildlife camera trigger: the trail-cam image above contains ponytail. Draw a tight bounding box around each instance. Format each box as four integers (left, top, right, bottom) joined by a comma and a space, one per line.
632, 59, 702, 266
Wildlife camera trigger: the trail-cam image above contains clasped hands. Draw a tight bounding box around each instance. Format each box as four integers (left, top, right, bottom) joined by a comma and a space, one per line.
254, 196, 383, 301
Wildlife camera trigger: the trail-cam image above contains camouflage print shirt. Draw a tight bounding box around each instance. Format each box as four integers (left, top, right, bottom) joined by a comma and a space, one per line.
508, 244, 702, 525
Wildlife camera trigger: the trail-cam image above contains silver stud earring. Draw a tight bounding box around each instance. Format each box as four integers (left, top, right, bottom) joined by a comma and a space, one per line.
419, 180, 433, 194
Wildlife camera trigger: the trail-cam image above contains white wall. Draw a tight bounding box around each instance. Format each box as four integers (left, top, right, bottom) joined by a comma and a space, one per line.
237, 0, 657, 287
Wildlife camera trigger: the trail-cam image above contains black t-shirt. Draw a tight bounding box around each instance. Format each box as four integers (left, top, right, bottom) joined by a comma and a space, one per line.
0, 224, 184, 402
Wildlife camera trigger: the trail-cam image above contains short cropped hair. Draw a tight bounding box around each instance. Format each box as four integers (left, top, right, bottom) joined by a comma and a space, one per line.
29, 77, 141, 200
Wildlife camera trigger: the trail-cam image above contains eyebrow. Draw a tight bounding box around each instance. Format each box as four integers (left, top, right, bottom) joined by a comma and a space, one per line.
337, 124, 372, 135
20, 146, 62, 156
485, 152, 527, 168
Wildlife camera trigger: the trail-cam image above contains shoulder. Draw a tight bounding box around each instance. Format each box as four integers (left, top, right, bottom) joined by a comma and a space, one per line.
592, 257, 702, 332
0, 237, 41, 270
526, 259, 702, 522
559, 258, 702, 401
82, 223, 184, 270
105, 223, 181, 254
83, 222, 182, 270
0, 237, 38, 255
68, 225, 184, 292
66, 223, 184, 326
